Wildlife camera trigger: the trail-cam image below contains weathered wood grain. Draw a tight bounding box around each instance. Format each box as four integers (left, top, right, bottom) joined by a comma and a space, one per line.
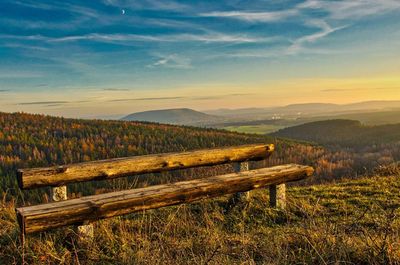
17, 144, 274, 189
16, 164, 313, 234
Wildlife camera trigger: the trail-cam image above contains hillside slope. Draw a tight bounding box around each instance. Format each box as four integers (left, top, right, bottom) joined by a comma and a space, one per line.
121, 108, 221, 125
271, 119, 400, 147
1, 173, 398, 264
0, 111, 275, 199
1, 112, 399, 200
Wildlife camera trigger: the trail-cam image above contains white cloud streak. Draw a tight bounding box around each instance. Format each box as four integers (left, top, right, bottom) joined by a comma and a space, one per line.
147, 54, 192, 69
10, 0, 100, 18
287, 20, 347, 54
103, 0, 189, 11
1, 33, 265, 44
199, 9, 298, 22
298, 0, 400, 20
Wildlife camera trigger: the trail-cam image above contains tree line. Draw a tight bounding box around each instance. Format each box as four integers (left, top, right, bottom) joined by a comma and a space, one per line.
1, 112, 398, 202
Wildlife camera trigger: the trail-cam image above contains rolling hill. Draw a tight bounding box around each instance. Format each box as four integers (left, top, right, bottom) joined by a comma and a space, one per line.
271, 119, 400, 147
1, 112, 399, 199
316, 109, 400, 125
119, 101, 400, 128
211, 109, 400, 135
121, 108, 222, 125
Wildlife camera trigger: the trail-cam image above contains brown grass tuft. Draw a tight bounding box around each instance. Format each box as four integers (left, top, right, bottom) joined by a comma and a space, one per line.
1, 175, 399, 264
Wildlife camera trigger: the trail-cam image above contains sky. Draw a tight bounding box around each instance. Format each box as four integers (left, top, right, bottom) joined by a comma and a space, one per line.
1, 0, 400, 118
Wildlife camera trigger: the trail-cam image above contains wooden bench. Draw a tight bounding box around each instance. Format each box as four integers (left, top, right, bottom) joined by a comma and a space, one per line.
15, 144, 314, 236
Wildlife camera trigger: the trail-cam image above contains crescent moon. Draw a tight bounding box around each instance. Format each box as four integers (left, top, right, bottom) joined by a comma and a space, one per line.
122, 9, 125, 15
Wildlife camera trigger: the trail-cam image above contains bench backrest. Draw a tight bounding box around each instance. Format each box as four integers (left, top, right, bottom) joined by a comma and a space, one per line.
17, 144, 274, 189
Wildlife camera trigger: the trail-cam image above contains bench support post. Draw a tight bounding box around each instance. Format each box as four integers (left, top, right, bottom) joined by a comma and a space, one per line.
233, 162, 250, 201
269, 184, 286, 209
77, 222, 94, 241
50, 186, 67, 201
50, 186, 94, 240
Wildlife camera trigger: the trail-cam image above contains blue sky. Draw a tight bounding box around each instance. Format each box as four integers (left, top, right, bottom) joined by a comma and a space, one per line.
1, 0, 400, 118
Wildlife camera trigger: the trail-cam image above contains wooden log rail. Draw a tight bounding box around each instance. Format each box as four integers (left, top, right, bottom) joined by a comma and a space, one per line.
17, 164, 314, 234
17, 144, 274, 189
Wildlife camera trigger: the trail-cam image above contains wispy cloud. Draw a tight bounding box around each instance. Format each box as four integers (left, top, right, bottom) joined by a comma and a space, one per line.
0, 89, 11, 92
103, 0, 189, 12
10, 0, 100, 18
17, 100, 90, 106
147, 54, 192, 69
0, 42, 49, 51
103, 88, 131, 91
107, 94, 256, 102
177, 33, 265, 43
51, 33, 263, 44
321, 88, 359, 93
322, 87, 400, 92
0, 17, 86, 30
287, 20, 347, 54
298, 0, 400, 20
5, 0, 137, 31
191, 93, 255, 100
199, 10, 298, 22
1, 32, 264, 44
108, 97, 184, 102
18, 101, 69, 105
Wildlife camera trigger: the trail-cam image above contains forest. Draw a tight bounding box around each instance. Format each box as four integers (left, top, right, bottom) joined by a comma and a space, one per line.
1, 112, 399, 201
271, 119, 400, 147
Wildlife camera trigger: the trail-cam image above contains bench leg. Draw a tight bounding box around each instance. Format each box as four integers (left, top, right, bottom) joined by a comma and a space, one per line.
233, 162, 250, 201
269, 184, 286, 210
78, 221, 94, 241
50, 186, 67, 201
51, 186, 94, 240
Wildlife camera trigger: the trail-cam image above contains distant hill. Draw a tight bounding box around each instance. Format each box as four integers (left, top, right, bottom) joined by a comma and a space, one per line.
273, 103, 340, 114
343, 100, 400, 111
205, 100, 400, 120
271, 119, 400, 147
121, 108, 222, 125
120, 101, 400, 126
309, 109, 400, 126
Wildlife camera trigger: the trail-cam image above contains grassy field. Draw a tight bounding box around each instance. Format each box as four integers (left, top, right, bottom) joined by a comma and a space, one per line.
221, 109, 400, 135
224, 125, 284, 134
1, 172, 399, 264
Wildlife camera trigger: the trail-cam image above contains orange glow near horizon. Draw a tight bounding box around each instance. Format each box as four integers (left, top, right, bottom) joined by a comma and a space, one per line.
2, 75, 399, 118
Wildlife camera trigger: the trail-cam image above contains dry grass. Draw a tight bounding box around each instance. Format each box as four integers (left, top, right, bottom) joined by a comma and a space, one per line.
1, 174, 399, 264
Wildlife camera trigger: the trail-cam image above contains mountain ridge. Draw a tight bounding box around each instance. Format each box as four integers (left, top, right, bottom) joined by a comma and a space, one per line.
205, 100, 400, 118
121, 108, 222, 125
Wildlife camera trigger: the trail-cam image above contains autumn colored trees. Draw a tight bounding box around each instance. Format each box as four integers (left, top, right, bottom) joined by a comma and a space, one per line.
0, 112, 398, 201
